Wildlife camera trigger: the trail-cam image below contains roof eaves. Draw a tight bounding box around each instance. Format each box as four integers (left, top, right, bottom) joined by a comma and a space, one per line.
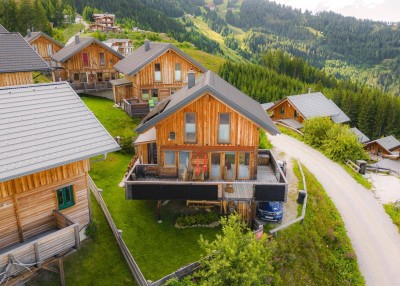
125, 45, 170, 76
169, 44, 207, 72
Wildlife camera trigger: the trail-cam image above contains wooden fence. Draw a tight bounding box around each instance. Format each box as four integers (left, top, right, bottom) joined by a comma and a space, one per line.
88, 176, 148, 286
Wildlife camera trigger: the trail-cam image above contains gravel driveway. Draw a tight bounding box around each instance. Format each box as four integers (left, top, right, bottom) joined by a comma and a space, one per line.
270, 134, 400, 286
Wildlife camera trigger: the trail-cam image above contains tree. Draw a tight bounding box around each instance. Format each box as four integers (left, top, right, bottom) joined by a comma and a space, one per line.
196, 214, 275, 286
302, 117, 334, 148
82, 5, 94, 22
0, 0, 18, 32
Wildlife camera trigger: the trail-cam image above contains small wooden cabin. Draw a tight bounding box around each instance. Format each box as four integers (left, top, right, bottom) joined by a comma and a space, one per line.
51, 36, 124, 91
364, 135, 400, 157
0, 82, 120, 281
25, 31, 64, 68
112, 40, 207, 112
125, 71, 287, 207
267, 92, 350, 129
0, 32, 50, 87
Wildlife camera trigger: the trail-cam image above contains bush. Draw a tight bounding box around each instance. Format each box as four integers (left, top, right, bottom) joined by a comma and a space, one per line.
118, 136, 135, 155
176, 212, 220, 227
303, 117, 334, 147
85, 221, 99, 240
259, 129, 273, 149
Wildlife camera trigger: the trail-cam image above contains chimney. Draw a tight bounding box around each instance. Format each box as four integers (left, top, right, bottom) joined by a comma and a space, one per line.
308, 87, 312, 94
187, 70, 195, 89
27, 29, 31, 38
144, 39, 150, 51
75, 35, 80, 44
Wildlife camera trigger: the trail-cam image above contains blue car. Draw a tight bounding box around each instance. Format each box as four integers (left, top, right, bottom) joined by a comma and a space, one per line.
256, 201, 284, 222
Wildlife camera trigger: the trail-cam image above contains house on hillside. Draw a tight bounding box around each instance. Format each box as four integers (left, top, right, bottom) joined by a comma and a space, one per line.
104, 38, 134, 56
0, 82, 120, 283
0, 32, 50, 86
267, 92, 350, 129
112, 40, 207, 116
364, 135, 400, 157
51, 35, 124, 92
89, 13, 121, 33
349, 127, 370, 144
25, 30, 64, 68
124, 71, 288, 223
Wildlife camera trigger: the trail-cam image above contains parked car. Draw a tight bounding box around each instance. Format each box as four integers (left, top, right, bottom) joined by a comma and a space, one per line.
256, 201, 284, 222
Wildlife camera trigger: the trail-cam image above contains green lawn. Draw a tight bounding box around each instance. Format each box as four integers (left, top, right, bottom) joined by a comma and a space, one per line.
273, 163, 365, 285
384, 204, 400, 233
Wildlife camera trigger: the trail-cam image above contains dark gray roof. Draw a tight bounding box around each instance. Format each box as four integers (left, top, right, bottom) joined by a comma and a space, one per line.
25, 31, 64, 48
0, 82, 120, 182
370, 135, 400, 152
370, 158, 400, 171
110, 78, 131, 86
52, 36, 124, 62
0, 33, 50, 73
0, 24, 8, 33
287, 92, 350, 123
278, 119, 304, 130
136, 70, 279, 135
114, 42, 207, 76
104, 38, 132, 44
350, 127, 370, 144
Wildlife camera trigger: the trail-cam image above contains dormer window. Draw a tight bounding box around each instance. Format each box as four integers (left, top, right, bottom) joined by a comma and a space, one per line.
155, 63, 161, 81
280, 107, 285, 114
99, 52, 105, 66
218, 113, 230, 144
175, 63, 181, 81
185, 112, 196, 143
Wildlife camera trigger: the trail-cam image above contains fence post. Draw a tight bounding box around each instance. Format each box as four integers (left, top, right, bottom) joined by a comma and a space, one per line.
74, 225, 80, 249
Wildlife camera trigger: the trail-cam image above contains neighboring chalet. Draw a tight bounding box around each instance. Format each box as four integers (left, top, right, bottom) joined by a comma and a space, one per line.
52, 36, 124, 92
124, 71, 288, 223
350, 127, 370, 144
267, 92, 350, 129
0, 82, 120, 283
104, 38, 134, 56
0, 32, 50, 87
364, 135, 400, 157
25, 30, 64, 68
88, 13, 121, 33
112, 40, 207, 116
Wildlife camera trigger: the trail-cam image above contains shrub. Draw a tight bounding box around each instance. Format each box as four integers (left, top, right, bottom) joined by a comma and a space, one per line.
118, 136, 135, 155
303, 117, 334, 147
176, 212, 220, 227
85, 221, 99, 240
259, 129, 273, 149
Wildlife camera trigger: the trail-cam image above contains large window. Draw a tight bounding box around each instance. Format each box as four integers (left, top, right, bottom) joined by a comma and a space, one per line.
56, 185, 74, 210
164, 151, 176, 166
238, 152, 250, 179
82, 52, 89, 68
175, 63, 181, 81
99, 52, 105, 66
155, 63, 161, 81
80, 72, 87, 82
218, 113, 231, 143
185, 112, 196, 143
47, 44, 53, 56
97, 72, 103, 82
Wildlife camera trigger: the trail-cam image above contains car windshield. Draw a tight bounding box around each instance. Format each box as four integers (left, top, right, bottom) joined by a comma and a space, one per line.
259, 201, 281, 211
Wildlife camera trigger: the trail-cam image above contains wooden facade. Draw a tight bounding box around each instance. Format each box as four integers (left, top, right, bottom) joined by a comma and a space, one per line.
0, 159, 90, 249
137, 93, 260, 180
53, 42, 121, 85
0, 72, 33, 87
29, 35, 63, 68
364, 142, 400, 156
268, 98, 304, 123
114, 48, 204, 105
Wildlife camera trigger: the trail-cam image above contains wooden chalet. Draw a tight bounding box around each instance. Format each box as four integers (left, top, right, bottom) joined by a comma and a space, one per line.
112, 40, 207, 116
25, 30, 64, 68
89, 13, 121, 33
124, 71, 288, 221
0, 82, 120, 283
104, 38, 134, 56
0, 32, 50, 87
364, 135, 400, 157
267, 92, 350, 129
51, 35, 124, 92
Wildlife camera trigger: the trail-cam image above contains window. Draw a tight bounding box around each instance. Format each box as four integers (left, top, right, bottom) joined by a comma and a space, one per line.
280, 107, 285, 114
97, 72, 103, 82
185, 112, 196, 143
103, 73, 110, 81
82, 52, 89, 68
175, 63, 181, 81
141, 89, 150, 100
238, 153, 250, 179
47, 44, 53, 56
99, 52, 105, 66
154, 63, 161, 81
111, 73, 116, 80
152, 89, 158, 98
32, 44, 38, 52
73, 73, 80, 81
224, 152, 236, 180
294, 110, 298, 118
80, 72, 87, 82
56, 185, 74, 210
218, 113, 230, 143
164, 151, 176, 166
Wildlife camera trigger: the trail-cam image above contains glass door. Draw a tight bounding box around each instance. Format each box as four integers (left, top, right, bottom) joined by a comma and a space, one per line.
211, 153, 221, 179
179, 152, 190, 174
224, 152, 236, 180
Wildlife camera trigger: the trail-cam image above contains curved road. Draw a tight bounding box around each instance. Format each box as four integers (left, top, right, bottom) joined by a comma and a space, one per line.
270, 134, 400, 286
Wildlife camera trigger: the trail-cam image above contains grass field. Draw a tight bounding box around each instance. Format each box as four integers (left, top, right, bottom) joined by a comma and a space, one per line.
384, 204, 400, 233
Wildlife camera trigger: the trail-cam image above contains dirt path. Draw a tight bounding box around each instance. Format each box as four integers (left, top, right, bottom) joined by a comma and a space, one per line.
270, 134, 400, 286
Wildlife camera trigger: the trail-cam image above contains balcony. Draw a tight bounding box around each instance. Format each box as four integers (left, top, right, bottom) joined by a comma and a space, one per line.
125, 150, 288, 202
0, 211, 80, 281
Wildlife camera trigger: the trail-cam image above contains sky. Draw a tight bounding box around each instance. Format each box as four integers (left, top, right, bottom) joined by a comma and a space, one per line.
272, 0, 399, 22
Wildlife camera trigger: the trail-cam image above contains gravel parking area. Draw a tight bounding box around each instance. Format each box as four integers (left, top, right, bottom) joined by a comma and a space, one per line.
366, 173, 400, 204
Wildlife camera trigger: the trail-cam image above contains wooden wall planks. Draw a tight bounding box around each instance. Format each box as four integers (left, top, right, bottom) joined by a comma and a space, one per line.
0, 72, 33, 87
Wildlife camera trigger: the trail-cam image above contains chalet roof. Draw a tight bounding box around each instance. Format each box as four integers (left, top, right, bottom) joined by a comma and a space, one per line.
134, 127, 156, 145
261, 102, 274, 111
281, 92, 350, 123
110, 78, 131, 86
52, 36, 124, 63
370, 158, 400, 171
136, 70, 279, 135
0, 33, 51, 73
104, 38, 132, 44
367, 135, 400, 153
278, 119, 303, 130
24, 31, 64, 48
0, 82, 120, 182
114, 41, 207, 76
350, 127, 370, 144
0, 24, 8, 33
93, 13, 115, 18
